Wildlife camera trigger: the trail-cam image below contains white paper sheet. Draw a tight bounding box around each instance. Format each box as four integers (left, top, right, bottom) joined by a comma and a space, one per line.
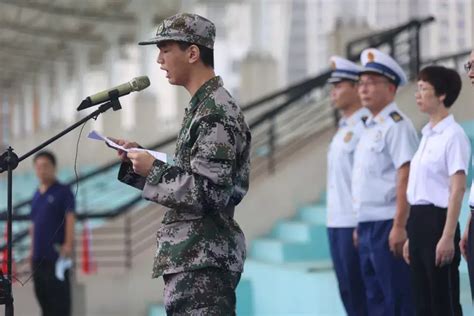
87, 130, 167, 163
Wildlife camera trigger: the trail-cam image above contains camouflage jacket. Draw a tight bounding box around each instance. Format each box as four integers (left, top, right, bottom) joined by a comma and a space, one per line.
118, 76, 251, 278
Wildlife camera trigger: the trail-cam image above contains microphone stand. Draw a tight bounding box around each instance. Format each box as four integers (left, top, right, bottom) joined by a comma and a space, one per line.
0, 91, 122, 316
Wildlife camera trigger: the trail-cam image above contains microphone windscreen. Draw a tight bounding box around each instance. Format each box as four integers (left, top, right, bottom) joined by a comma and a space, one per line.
131, 76, 150, 92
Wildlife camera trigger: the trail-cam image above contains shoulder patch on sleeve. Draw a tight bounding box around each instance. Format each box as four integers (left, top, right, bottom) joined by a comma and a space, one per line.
389, 111, 403, 123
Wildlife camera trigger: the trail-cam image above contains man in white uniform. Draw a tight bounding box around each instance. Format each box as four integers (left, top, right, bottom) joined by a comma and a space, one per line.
352, 48, 419, 316
326, 56, 369, 316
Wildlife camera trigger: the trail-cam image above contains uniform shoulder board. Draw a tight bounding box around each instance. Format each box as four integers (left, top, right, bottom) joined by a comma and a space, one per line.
361, 116, 368, 125
389, 111, 403, 123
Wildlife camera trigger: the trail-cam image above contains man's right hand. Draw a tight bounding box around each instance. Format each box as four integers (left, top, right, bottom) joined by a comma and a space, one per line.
389, 225, 407, 258
108, 138, 140, 162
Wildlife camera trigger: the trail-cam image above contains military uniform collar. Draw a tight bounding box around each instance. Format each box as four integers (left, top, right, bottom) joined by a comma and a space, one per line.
188, 76, 223, 112
422, 114, 454, 136
339, 107, 369, 127
366, 101, 398, 126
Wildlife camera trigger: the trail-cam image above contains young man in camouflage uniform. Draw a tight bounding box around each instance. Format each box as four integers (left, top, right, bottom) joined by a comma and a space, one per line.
114, 13, 251, 315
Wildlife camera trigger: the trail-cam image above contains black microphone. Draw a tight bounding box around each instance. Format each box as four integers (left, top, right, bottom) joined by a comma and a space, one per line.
77, 76, 151, 111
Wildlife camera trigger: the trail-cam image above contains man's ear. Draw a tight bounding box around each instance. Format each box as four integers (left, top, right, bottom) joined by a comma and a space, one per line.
187, 45, 201, 64
438, 93, 446, 104
388, 82, 397, 94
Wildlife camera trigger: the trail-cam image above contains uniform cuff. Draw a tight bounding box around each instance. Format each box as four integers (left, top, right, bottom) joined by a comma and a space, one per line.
146, 159, 170, 185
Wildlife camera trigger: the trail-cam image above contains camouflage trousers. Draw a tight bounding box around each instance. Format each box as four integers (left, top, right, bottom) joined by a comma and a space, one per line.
163, 267, 241, 316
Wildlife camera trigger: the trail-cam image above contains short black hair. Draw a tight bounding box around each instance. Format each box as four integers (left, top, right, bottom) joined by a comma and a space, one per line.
418, 66, 462, 108
33, 150, 56, 167
157, 40, 214, 68
176, 41, 214, 68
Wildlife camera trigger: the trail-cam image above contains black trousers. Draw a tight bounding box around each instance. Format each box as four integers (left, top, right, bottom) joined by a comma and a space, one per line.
467, 209, 474, 301
33, 261, 71, 316
407, 204, 462, 316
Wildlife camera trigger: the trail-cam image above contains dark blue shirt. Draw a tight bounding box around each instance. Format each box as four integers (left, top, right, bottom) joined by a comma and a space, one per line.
30, 181, 75, 262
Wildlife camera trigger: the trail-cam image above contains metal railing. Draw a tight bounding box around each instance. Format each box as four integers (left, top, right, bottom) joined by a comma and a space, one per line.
0, 16, 444, 273
346, 16, 435, 81
421, 49, 471, 73
2, 203, 162, 277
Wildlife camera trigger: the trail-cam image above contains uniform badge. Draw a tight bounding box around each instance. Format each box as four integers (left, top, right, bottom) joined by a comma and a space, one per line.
157, 23, 164, 35
389, 111, 403, 122
344, 131, 353, 143
47, 195, 55, 204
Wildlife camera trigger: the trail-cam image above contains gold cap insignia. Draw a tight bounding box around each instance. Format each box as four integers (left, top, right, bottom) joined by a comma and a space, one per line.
367, 51, 375, 62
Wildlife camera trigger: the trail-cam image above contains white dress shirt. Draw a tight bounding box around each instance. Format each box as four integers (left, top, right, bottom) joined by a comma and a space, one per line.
352, 102, 419, 222
327, 107, 370, 227
407, 115, 471, 208
469, 181, 474, 208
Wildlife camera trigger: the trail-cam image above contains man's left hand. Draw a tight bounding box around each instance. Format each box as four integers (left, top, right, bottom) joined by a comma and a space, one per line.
389, 225, 407, 257
436, 235, 455, 267
127, 151, 155, 177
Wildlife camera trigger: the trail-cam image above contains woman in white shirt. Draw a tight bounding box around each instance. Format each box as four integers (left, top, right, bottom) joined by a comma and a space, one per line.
404, 66, 470, 316
459, 49, 474, 302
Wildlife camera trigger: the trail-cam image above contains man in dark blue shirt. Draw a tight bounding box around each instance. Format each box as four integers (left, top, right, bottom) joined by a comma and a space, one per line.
30, 151, 75, 316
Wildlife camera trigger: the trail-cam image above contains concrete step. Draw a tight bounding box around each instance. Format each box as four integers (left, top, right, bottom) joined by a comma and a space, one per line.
241, 259, 344, 316
297, 204, 327, 224
250, 238, 330, 263
147, 304, 166, 316
241, 258, 474, 316
271, 220, 327, 243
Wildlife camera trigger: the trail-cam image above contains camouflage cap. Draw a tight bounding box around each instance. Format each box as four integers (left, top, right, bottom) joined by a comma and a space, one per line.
138, 13, 215, 49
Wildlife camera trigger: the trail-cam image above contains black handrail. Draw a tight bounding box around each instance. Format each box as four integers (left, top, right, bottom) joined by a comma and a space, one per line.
421, 49, 471, 69
0, 196, 144, 252
0, 17, 437, 219
0, 16, 445, 262
0, 70, 332, 257
346, 16, 435, 80
249, 71, 331, 129
0, 72, 326, 218
242, 72, 330, 112
0, 15, 440, 219
0, 134, 176, 217
0, 230, 28, 252
346, 16, 435, 61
